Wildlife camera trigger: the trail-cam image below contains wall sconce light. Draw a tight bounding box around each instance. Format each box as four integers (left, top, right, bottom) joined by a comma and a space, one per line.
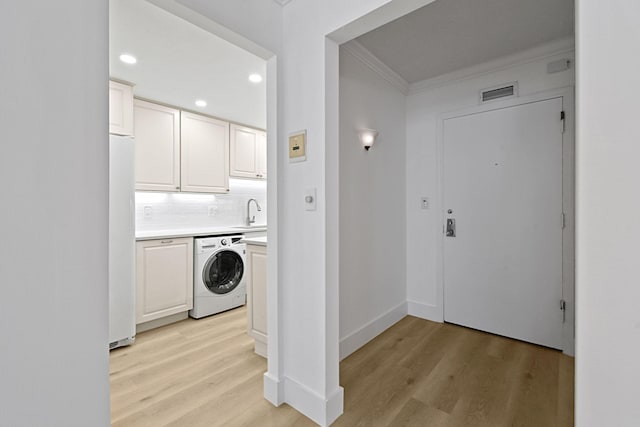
358, 129, 378, 151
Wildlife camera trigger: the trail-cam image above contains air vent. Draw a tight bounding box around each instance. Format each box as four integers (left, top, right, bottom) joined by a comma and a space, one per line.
480, 83, 517, 103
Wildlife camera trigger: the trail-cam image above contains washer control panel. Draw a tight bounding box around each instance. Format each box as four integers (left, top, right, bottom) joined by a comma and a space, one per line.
195, 235, 244, 254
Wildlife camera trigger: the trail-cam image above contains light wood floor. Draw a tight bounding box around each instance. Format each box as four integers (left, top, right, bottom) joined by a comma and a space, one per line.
110, 307, 574, 426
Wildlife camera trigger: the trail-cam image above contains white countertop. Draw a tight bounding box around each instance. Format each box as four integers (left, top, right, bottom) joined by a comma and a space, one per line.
136, 225, 267, 241
241, 236, 267, 246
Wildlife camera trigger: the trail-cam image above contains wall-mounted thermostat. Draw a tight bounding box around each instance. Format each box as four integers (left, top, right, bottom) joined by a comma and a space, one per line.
289, 130, 307, 163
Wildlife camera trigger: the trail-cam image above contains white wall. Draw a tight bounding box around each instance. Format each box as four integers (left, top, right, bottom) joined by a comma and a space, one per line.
0, 1, 110, 426
576, 1, 640, 425
6, 1, 638, 425
135, 179, 267, 232
167, 1, 436, 424
278, 2, 436, 424
405, 43, 575, 320
338, 47, 407, 360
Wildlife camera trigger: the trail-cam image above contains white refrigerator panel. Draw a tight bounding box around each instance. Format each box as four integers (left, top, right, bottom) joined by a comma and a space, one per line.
109, 135, 136, 348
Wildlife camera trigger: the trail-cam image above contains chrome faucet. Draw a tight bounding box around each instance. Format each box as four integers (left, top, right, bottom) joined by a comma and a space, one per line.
246, 198, 262, 226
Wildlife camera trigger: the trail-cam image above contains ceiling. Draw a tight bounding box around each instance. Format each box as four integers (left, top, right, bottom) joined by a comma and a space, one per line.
356, 0, 574, 84
110, 0, 267, 129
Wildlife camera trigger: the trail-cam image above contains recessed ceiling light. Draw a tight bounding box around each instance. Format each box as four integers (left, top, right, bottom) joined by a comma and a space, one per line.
195, 100, 207, 107
119, 54, 137, 65
248, 74, 263, 83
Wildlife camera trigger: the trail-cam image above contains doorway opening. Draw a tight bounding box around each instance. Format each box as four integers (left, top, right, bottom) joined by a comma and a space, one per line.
333, 0, 575, 423
108, 0, 280, 424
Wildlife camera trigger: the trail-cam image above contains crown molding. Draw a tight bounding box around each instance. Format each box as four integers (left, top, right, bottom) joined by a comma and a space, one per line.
409, 36, 575, 95
342, 40, 411, 95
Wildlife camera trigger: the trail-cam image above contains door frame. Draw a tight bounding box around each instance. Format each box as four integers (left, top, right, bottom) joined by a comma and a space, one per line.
144, 0, 284, 403
435, 86, 575, 355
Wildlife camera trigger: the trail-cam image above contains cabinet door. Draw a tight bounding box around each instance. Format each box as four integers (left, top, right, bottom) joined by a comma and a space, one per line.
136, 238, 193, 324
181, 112, 229, 193
230, 125, 267, 180
134, 100, 181, 192
230, 124, 259, 179
256, 131, 267, 180
247, 244, 268, 341
109, 81, 133, 136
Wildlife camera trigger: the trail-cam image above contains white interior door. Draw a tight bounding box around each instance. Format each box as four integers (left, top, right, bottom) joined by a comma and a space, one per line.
443, 97, 564, 349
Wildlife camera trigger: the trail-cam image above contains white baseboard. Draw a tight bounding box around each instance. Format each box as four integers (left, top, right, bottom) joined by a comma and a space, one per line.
265, 300, 436, 424
254, 340, 268, 358
283, 377, 343, 427
339, 301, 408, 361
136, 311, 188, 333
407, 300, 443, 322
264, 372, 284, 406
325, 387, 344, 426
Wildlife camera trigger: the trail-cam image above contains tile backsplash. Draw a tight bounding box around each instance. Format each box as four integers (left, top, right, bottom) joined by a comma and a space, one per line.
135, 178, 267, 232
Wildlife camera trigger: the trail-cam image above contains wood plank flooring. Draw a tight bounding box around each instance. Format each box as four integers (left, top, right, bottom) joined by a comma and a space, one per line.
110, 308, 574, 426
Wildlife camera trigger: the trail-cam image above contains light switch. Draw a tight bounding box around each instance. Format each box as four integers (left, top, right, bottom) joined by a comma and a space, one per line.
420, 197, 429, 210
304, 188, 317, 211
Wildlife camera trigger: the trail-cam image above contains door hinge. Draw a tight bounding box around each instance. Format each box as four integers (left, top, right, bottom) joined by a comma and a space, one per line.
560, 110, 566, 133
560, 299, 566, 323
562, 212, 566, 229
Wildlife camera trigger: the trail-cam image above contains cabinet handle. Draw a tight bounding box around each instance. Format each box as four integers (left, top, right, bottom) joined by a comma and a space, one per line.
161, 240, 173, 244
175, 186, 180, 190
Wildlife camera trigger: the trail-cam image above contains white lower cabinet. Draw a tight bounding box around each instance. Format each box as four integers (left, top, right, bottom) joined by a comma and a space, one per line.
136, 237, 193, 324
246, 244, 267, 357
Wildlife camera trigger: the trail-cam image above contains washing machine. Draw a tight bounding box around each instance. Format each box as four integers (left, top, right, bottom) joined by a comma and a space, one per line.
190, 235, 246, 319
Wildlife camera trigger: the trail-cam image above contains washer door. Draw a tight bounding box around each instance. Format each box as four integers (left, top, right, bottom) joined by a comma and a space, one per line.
202, 250, 244, 295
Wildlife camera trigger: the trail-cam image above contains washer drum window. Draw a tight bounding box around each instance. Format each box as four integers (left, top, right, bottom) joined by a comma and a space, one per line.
202, 250, 244, 295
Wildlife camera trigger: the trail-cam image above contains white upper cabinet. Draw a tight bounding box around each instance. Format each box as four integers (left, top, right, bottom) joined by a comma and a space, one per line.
134, 100, 181, 192
180, 112, 230, 193
131, 98, 237, 193
256, 130, 267, 179
230, 124, 267, 180
109, 81, 133, 136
